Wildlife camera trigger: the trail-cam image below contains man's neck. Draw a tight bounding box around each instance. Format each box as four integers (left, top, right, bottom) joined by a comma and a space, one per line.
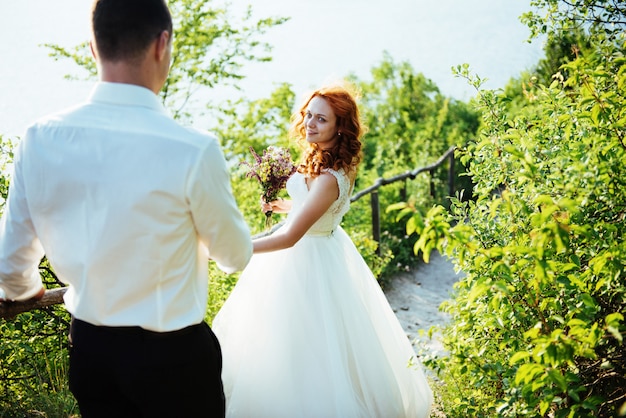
99, 61, 159, 94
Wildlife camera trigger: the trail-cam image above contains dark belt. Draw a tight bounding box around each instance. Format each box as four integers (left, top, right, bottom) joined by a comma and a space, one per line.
70, 317, 203, 339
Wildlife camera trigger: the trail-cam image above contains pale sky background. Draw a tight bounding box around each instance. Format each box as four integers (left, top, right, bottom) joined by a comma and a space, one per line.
0, 0, 544, 137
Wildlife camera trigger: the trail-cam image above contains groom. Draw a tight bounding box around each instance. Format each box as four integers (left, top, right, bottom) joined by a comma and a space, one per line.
0, 0, 252, 416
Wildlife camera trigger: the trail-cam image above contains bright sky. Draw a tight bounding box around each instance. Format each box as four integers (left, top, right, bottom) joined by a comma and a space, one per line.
0, 0, 543, 136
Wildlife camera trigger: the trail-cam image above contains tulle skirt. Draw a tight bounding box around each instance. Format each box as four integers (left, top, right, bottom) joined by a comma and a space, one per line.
212, 226, 432, 418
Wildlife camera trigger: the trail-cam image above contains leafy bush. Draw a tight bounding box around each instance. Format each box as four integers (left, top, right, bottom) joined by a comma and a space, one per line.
397, 4, 626, 415
0, 258, 76, 417
349, 55, 479, 276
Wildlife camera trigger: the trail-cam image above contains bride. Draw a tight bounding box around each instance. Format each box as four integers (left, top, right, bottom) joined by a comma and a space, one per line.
212, 83, 433, 417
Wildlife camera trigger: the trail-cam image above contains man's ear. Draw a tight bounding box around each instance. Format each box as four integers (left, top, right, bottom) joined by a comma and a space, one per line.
89, 40, 97, 60
155, 30, 171, 62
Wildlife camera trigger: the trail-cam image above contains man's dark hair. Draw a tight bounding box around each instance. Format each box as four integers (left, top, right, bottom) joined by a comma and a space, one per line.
92, 0, 173, 62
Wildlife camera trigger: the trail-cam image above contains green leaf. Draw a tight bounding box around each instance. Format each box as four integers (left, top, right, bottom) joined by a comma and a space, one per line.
607, 326, 623, 343
579, 293, 597, 308
605, 312, 624, 327
510, 351, 531, 365
547, 368, 568, 392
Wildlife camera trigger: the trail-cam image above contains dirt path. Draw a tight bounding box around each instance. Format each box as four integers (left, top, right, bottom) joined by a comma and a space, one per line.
384, 251, 462, 416
384, 251, 463, 357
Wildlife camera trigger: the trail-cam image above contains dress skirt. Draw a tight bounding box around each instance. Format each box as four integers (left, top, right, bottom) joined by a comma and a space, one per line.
212, 226, 433, 418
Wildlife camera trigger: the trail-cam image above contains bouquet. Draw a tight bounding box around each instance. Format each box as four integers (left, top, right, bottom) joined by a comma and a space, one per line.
241, 146, 297, 229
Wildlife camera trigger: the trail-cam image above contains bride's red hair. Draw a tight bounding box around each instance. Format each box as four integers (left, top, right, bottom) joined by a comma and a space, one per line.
290, 84, 365, 181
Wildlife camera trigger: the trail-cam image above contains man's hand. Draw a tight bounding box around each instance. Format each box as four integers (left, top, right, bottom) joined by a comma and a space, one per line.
0, 286, 46, 304
33, 287, 46, 301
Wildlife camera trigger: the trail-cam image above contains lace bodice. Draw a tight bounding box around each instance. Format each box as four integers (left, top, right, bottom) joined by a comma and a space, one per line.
285, 169, 352, 236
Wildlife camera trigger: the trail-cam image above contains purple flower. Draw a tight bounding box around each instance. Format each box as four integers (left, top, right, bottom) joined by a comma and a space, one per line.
241, 146, 297, 228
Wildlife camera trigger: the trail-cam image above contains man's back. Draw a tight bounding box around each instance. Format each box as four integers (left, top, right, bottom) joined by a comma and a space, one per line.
7, 82, 252, 331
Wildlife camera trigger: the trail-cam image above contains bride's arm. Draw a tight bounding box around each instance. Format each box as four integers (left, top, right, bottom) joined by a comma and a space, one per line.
253, 173, 338, 253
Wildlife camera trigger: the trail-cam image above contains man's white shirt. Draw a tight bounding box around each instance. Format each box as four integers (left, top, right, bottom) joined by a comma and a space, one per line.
0, 82, 252, 331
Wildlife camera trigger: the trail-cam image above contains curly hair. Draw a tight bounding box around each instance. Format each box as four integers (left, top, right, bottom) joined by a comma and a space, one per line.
290, 84, 365, 181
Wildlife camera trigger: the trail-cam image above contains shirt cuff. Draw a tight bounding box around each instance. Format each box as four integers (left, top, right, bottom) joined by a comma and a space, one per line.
0, 276, 44, 301
13, 284, 44, 302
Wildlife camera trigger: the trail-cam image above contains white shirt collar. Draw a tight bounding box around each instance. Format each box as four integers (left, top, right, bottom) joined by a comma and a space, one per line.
88, 82, 169, 116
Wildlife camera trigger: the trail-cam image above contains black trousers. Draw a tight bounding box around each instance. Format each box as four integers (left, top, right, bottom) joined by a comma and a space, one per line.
68, 317, 225, 418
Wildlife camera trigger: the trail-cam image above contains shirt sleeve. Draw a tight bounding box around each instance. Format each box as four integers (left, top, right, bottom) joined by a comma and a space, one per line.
187, 138, 252, 274
0, 136, 45, 301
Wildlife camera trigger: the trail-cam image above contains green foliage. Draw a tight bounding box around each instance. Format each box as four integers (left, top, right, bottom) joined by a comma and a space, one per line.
0, 135, 14, 210
164, 0, 288, 121
346, 228, 394, 284
0, 262, 76, 417
533, 29, 594, 87
521, 0, 625, 43
401, 7, 626, 415
355, 52, 479, 176
0, 311, 75, 418
350, 55, 479, 276
212, 83, 296, 162
44, 0, 288, 123
205, 264, 239, 324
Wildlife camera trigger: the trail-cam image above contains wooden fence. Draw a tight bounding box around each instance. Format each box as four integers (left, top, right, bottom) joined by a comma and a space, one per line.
0, 146, 457, 319
351, 145, 456, 254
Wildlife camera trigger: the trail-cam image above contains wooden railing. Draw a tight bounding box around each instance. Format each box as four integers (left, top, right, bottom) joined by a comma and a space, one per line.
351, 146, 457, 255
0, 287, 66, 319
0, 146, 457, 319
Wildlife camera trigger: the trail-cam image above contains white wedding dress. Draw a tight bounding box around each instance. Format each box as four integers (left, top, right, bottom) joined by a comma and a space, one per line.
212, 169, 433, 418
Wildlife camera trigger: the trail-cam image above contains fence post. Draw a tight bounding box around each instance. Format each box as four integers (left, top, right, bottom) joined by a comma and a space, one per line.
429, 169, 436, 198
400, 179, 407, 202
448, 151, 455, 197
370, 190, 381, 256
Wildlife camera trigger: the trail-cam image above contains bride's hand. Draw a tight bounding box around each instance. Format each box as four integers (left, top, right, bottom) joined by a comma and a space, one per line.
261, 199, 292, 214
261, 200, 273, 213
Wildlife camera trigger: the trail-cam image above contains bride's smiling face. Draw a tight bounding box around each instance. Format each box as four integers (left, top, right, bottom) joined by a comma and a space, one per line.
304, 96, 338, 150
